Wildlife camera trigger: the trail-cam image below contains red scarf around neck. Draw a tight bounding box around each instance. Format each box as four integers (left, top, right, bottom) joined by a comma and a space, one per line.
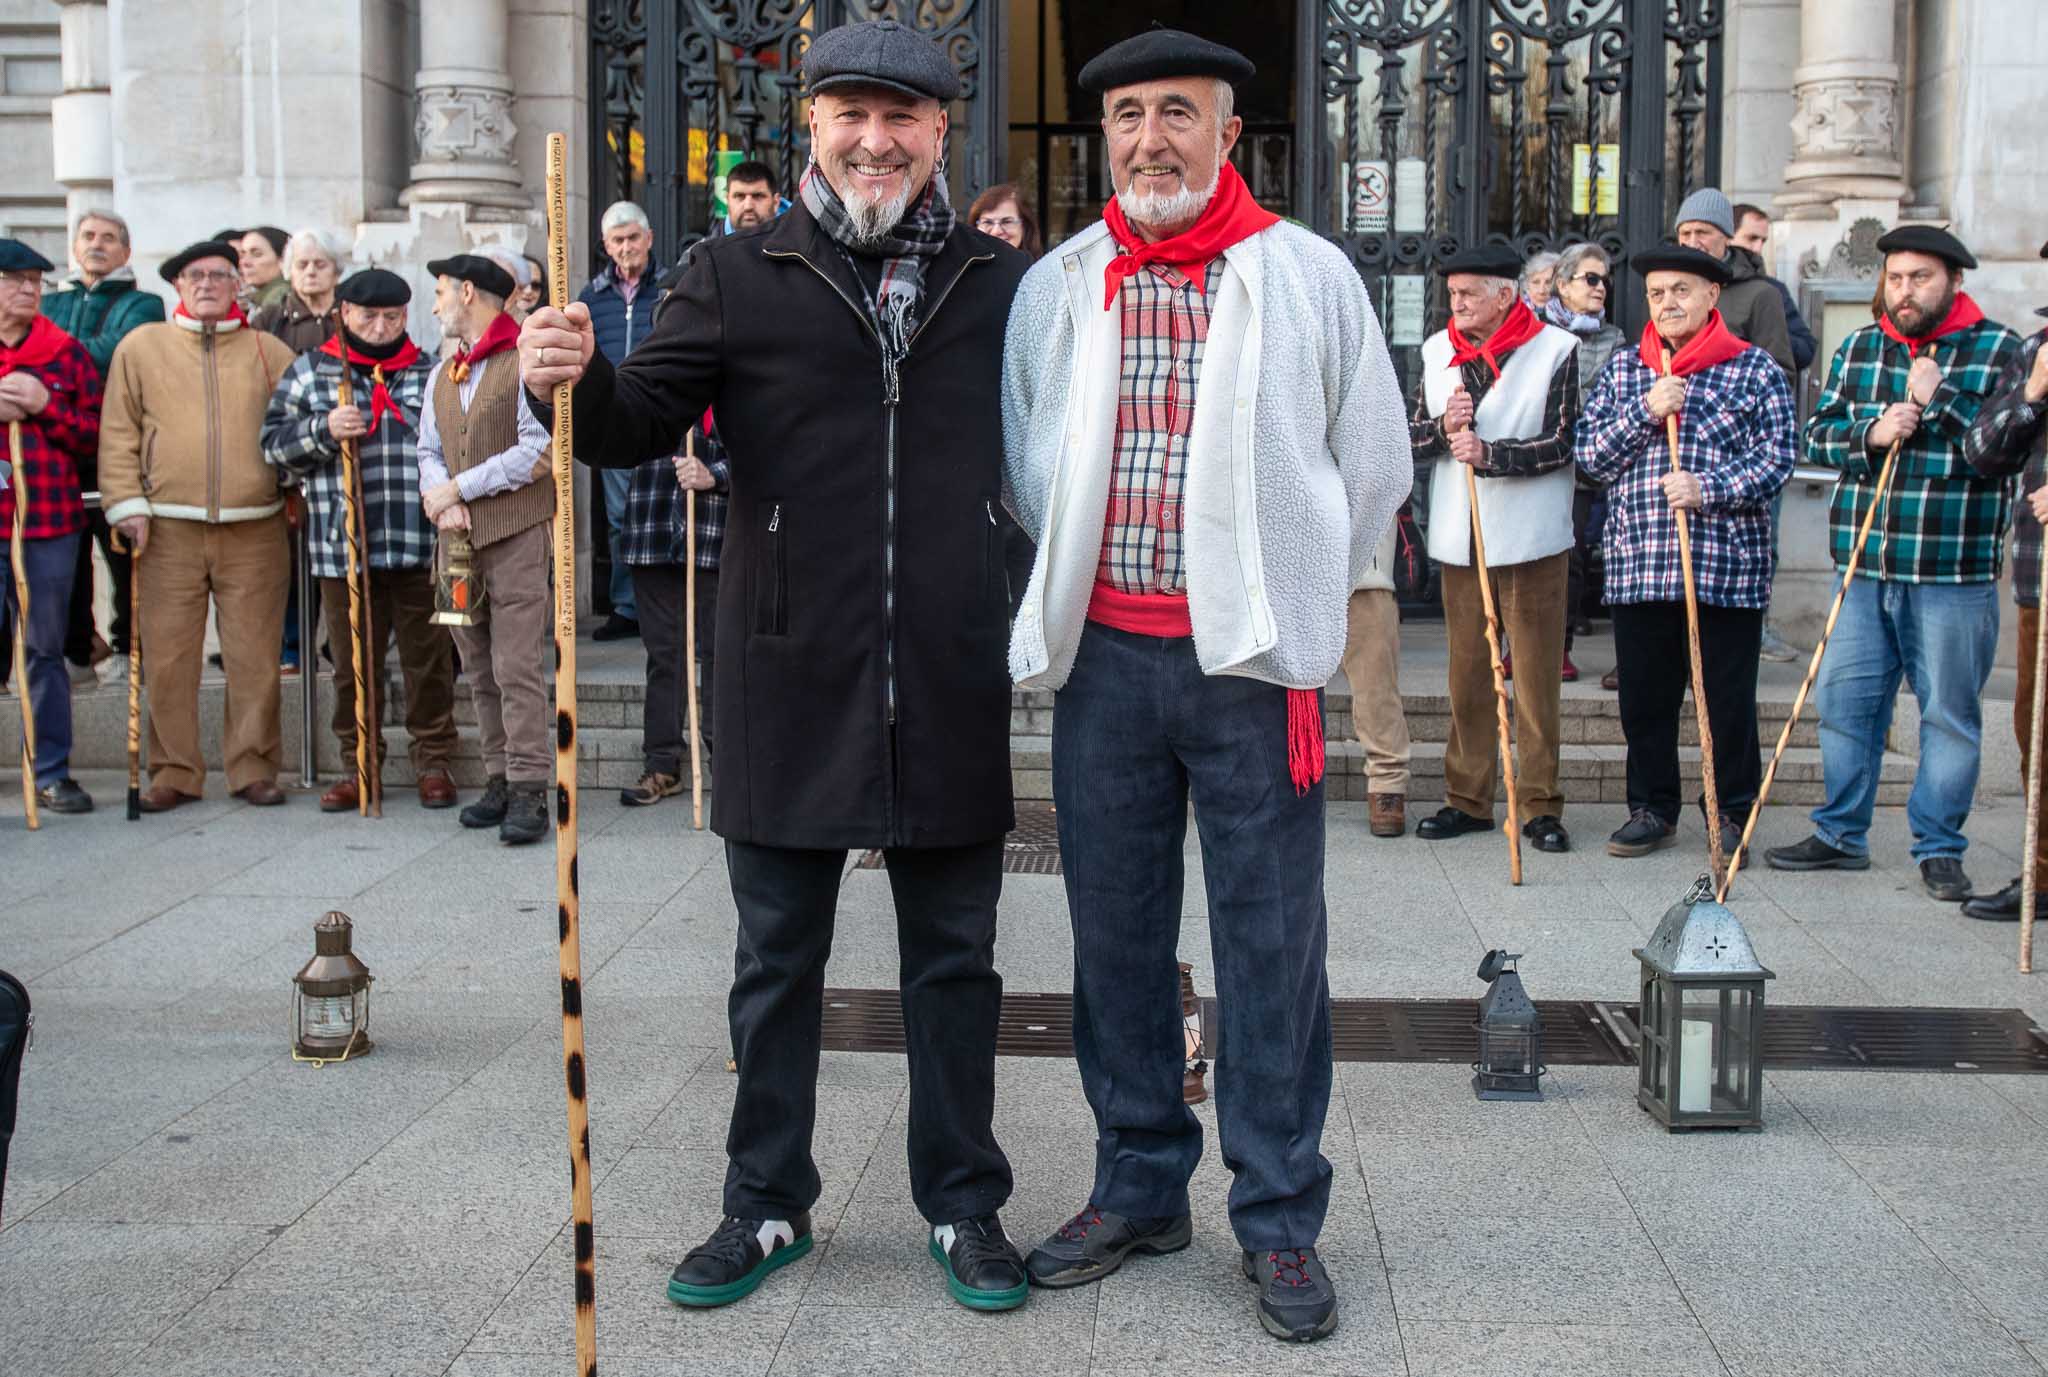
1447, 298, 1545, 378
172, 301, 249, 329
1640, 309, 1749, 377
0, 314, 73, 373
1877, 290, 1986, 355
1101, 161, 1279, 310
448, 310, 519, 384
319, 333, 423, 434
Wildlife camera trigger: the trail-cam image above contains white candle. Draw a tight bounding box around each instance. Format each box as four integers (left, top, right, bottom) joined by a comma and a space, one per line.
1679, 1018, 1714, 1113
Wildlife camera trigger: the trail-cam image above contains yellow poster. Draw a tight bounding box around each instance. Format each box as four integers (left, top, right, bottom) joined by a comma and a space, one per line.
1572, 143, 1620, 216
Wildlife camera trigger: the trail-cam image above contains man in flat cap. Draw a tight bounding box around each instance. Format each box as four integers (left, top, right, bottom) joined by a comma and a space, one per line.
1408, 242, 1583, 854
1001, 27, 1409, 1343
417, 253, 554, 845
262, 267, 457, 813
98, 240, 297, 810
0, 238, 101, 813
1576, 246, 1794, 858
1767, 227, 2024, 901
1955, 240, 2048, 921
522, 17, 1035, 1313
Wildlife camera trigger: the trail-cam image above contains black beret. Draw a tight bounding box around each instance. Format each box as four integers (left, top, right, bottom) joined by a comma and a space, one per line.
1078, 27, 1255, 94
1436, 244, 1525, 279
1632, 245, 1733, 286
161, 240, 240, 284
1875, 225, 1976, 270
335, 268, 411, 308
426, 254, 517, 300
804, 19, 960, 103
0, 239, 54, 274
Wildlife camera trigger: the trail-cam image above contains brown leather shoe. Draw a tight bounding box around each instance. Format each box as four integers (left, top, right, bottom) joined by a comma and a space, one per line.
138, 784, 199, 813
417, 769, 458, 809
234, 779, 287, 806
1600, 666, 1620, 691
1368, 792, 1407, 838
320, 777, 360, 813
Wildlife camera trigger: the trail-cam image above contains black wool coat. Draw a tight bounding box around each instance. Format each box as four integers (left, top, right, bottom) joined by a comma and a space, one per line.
544, 202, 1029, 850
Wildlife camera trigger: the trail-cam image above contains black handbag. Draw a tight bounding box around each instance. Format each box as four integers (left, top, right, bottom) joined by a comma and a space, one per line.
0, 969, 29, 1224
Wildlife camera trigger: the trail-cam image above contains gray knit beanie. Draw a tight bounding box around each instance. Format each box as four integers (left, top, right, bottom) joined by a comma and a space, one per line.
1674, 187, 1734, 237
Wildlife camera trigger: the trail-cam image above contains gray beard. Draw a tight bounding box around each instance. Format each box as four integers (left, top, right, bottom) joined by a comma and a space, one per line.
839, 180, 915, 251
1115, 169, 1218, 237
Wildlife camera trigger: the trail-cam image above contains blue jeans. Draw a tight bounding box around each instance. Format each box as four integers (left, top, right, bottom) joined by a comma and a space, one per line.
1052, 623, 1333, 1250
1811, 576, 1999, 861
601, 467, 636, 621
3, 531, 79, 785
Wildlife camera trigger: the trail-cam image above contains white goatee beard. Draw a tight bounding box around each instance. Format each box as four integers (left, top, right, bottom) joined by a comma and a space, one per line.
844, 183, 915, 249
1115, 146, 1221, 236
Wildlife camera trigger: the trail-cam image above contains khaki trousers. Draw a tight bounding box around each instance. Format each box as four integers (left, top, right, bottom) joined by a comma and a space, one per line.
1440, 551, 1568, 819
2017, 605, 2048, 887
448, 523, 553, 785
139, 514, 287, 796
319, 567, 459, 774
1341, 588, 1410, 795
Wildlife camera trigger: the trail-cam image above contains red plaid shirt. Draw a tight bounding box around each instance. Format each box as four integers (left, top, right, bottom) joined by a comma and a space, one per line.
0, 324, 99, 540
1099, 258, 1220, 594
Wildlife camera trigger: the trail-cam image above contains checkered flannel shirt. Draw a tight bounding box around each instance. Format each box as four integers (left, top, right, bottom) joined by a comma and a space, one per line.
1963, 327, 2048, 606
1098, 257, 1220, 595
0, 330, 98, 539
618, 422, 728, 569
1575, 343, 1796, 610
1805, 316, 2024, 584
1407, 347, 1581, 479
260, 347, 438, 579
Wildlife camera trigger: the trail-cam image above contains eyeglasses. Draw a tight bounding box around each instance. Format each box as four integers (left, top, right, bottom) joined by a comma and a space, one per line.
976, 217, 1021, 232
179, 268, 239, 286
1570, 272, 1610, 289
0, 273, 41, 294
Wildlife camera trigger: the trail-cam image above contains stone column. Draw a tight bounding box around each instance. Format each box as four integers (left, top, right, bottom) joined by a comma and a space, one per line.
49, 0, 112, 226
399, 0, 529, 211
1776, 0, 1910, 210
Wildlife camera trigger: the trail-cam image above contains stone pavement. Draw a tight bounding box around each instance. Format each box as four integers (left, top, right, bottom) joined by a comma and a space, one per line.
5, 769, 2048, 1376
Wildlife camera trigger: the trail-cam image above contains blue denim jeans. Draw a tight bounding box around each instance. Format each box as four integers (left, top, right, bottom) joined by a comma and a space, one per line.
3, 531, 78, 785
1810, 576, 1999, 861
1052, 623, 1333, 1250
601, 467, 636, 621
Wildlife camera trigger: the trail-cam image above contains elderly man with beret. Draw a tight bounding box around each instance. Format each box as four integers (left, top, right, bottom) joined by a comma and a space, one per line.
522, 19, 1034, 1313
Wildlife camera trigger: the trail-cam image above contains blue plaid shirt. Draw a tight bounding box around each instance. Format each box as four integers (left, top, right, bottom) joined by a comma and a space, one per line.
619, 423, 728, 568
1576, 342, 1796, 610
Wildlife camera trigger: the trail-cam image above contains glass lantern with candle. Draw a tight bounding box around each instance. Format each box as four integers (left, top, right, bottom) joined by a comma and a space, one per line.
1633, 878, 1773, 1131
1472, 949, 1544, 1101
291, 910, 374, 1065
1179, 962, 1209, 1106
432, 532, 484, 627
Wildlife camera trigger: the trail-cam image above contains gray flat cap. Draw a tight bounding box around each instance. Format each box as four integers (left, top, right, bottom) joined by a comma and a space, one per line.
804, 19, 960, 103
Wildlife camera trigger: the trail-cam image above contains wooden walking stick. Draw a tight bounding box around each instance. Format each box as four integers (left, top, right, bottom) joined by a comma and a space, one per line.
6, 422, 36, 830
1659, 349, 1724, 886
120, 534, 141, 820
544, 131, 600, 1377
2021, 556, 2048, 974
1718, 434, 1906, 899
1463, 463, 1522, 885
334, 365, 378, 816
685, 433, 703, 831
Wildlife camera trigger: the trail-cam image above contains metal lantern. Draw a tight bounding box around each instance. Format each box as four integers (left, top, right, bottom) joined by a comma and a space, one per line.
1633, 878, 1775, 1131
1472, 949, 1544, 1101
432, 531, 484, 627
1180, 962, 1209, 1106
291, 910, 374, 1065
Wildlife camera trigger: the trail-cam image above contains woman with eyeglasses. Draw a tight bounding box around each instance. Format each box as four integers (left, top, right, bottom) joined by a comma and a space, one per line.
966, 183, 1042, 620
1546, 243, 1627, 685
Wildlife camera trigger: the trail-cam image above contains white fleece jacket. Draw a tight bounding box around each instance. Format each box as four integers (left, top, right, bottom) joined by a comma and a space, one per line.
1002, 219, 1411, 691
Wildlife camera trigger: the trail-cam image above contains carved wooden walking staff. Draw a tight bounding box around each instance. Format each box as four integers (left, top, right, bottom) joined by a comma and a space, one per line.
1461, 459, 1522, 884
685, 432, 704, 831
334, 364, 379, 816
544, 131, 600, 1377
120, 534, 141, 819
2021, 554, 2048, 974
6, 422, 35, 829
1660, 348, 1725, 886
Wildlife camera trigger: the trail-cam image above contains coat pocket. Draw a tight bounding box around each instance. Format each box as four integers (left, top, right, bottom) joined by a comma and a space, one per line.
753, 501, 788, 636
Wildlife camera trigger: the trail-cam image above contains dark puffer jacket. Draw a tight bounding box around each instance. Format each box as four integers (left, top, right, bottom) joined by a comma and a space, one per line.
1719, 246, 1795, 379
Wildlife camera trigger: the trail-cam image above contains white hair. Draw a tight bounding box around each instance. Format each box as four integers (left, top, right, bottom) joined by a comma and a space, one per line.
482, 246, 532, 289
1555, 241, 1609, 286
600, 201, 651, 234
1519, 251, 1560, 294
75, 208, 131, 247
1100, 77, 1236, 125
1101, 79, 1238, 233
285, 229, 344, 271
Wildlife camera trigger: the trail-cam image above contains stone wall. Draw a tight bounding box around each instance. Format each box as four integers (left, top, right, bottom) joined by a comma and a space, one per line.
0, 0, 64, 259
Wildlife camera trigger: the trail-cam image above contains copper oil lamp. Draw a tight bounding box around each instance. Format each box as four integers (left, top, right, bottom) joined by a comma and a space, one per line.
291, 910, 374, 1066
432, 532, 484, 627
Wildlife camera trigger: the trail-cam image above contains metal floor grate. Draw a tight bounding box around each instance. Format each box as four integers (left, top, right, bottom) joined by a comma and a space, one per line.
854, 807, 1064, 875
1751, 1004, 2048, 1073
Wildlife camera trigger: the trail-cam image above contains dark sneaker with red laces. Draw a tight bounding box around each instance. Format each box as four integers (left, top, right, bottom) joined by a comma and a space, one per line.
1025, 1205, 1193, 1288
667, 1212, 812, 1308
1243, 1246, 1339, 1342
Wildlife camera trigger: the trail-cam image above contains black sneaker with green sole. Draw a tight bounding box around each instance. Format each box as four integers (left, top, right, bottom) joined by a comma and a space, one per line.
668, 1212, 813, 1308
930, 1214, 1028, 1311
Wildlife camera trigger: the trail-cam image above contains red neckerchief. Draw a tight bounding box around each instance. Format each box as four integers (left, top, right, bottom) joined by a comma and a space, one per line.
1641, 309, 1749, 377
172, 301, 250, 328
1878, 290, 1986, 356
0, 314, 73, 373
1100, 162, 1280, 310
319, 333, 423, 434
448, 311, 519, 384
1448, 299, 1545, 379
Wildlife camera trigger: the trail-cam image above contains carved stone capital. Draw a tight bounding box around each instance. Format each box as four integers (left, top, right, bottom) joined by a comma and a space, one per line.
1789, 76, 1897, 162
414, 84, 518, 171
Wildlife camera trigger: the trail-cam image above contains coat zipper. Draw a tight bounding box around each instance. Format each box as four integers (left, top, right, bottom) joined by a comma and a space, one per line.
204, 329, 220, 520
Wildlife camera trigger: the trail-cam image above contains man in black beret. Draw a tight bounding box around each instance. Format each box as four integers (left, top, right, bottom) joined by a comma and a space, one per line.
520, 17, 1034, 1313
261, 267, 457, 813
1767, 226, 2024, 902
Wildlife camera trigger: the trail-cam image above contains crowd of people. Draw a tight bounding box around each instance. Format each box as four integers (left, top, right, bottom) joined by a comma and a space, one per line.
6, 13, 2048, 1344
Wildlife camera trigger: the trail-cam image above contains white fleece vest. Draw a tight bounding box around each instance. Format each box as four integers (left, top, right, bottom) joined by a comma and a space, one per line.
1423, 324, 1578, 568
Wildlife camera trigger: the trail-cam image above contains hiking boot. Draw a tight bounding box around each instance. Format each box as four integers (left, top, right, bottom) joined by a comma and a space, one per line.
500, 784, 549, 846
1920, 856, 1972, 903
460, 775, 509, 829
1367, 792, 1406, 838
1242, 1247, 1339, 1343
1522, 814, 1570, 853
1416, 806, 1492, 840
1606, 809, 1676, 857
930, 1214, 1028, 1311
621, 770, 681, 807
1025, 1206, 1192, 1289
667, 1212, 813, 1308
36, 778, 93, 814
1963, 877, 2023, 922
1764, 834, 1869, 872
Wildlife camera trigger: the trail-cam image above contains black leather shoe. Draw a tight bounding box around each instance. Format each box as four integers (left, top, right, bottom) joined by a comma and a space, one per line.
1522, 815, 1569, 852
668, 1212, 813, 1308
1243, 1247, 1339, 1343
930, 1215, 1027, 1311
499, 784, 549, 846
36, 778, 94, 814
1962, 877, 2023, 922
460, 775, 509, 829
1764, 834, 1870, 871
592, 613, 640, 642
1920, 856, 1972, 903
1025, 1206, 1192, 1289
1416, 806, 1492, 840
1606, 809, 1676, 857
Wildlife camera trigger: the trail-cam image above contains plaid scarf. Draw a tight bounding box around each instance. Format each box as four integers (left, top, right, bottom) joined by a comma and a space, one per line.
799, 163, 954, 389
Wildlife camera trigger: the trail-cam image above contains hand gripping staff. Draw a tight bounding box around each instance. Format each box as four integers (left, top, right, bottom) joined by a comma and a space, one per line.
6, 422, 35, 829
545, 132, 600, 1377
1658, 347, 1725, 888
1453, 408, 1522, 885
